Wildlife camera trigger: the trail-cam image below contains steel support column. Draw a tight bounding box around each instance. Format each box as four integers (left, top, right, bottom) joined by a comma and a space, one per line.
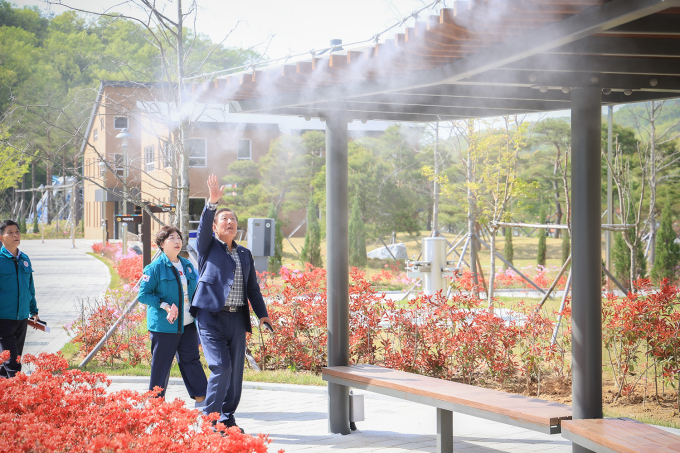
570, 87, 603, 453
326, 115, 351, 435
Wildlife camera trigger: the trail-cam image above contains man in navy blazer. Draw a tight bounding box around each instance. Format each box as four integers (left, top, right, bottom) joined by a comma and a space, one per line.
192, 174, 271, 433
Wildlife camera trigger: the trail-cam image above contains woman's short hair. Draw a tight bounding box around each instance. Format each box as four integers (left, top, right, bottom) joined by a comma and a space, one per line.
155, 225, 182, 250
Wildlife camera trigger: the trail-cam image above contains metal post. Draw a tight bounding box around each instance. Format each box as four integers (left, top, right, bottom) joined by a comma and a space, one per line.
326, 115, 350, 435
102, 199, 107, 250
142, 208, 151, 267
122, 147, 128, 254
606, 106, 613, 292
71, 184, 77, 249
466, 127, 478, 295
432, 122, 440, 236
571, 87, 603, 452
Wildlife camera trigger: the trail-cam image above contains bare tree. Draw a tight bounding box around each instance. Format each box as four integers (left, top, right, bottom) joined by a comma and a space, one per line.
629, 100, 680, 265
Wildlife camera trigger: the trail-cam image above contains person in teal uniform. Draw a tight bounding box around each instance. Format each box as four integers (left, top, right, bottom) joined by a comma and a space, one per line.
138, 225, 207, 401
0, 219, 39, 378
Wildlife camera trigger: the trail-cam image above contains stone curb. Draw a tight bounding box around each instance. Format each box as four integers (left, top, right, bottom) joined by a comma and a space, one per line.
106, 375, 397, 400
107, 375, 327, 394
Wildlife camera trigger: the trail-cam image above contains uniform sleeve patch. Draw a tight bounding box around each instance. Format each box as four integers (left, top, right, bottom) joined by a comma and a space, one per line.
142, 275, 150, 282
23, 261, 28, 267
188, 268, 192, 273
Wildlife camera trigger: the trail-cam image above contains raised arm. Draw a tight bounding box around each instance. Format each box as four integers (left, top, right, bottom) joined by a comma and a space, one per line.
196, 174, 225, 256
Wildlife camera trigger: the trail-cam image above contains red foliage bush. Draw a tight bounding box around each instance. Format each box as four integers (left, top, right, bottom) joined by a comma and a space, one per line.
253, 265, 567, 389
0, 351, 279, 453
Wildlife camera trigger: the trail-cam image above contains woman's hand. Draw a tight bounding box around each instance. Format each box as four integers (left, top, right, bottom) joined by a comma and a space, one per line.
166, 304, 179, 323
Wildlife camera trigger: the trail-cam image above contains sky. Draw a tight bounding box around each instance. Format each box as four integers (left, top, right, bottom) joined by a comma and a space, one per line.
16, 0, 575, 119
16, 0, 434, 61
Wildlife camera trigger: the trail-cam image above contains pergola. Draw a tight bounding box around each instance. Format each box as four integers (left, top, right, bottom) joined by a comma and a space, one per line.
194, 0, 680, 450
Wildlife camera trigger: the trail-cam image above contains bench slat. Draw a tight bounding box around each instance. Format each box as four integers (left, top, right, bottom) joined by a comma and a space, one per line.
323, 364, 571, 428
562, 419, 680, 453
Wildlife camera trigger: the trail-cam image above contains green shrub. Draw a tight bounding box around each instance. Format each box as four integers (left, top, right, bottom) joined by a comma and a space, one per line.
349, 196, 367, 268
300, 197, 322, 268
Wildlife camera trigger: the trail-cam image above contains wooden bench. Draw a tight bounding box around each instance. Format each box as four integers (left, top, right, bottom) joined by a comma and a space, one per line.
322, 364, 572, 452
561, 418, 680, 453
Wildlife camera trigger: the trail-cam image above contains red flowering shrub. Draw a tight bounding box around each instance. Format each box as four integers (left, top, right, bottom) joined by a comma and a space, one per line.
0, 351, 279, 453
91, 242, 144, 284
115, 254, 144, 283
66, 287, 150, 366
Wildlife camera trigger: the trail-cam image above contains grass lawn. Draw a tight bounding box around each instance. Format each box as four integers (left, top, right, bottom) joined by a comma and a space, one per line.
87, 252, 120, 290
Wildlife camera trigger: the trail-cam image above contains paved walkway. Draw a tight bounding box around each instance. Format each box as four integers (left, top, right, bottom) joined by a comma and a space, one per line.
20, 239, 110, 356
107, 378, 575, 452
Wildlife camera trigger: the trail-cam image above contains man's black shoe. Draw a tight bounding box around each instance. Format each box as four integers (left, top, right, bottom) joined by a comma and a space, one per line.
225, 415, 245, 434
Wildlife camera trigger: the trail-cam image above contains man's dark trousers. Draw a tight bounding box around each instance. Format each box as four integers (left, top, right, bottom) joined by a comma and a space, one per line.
149, 322, 207, 398
0, 319, 28, 378
196, 309, 246, 423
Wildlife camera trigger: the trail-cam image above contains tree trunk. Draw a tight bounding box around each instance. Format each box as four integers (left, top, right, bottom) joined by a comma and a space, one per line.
31, 161, 36, 222
176, 0, 191, 244
45, 163, 53, 224
552, 154, 562, 238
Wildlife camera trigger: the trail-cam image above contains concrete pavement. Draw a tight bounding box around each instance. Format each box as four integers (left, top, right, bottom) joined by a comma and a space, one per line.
19, 238, 110, 356
107, 378, 574, 453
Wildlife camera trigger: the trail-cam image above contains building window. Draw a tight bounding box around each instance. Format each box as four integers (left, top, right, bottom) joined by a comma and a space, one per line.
113, 153, 125, 176
162, 142, 174, 168
93, 129, 98, 141
189, 198, 206, 227
237, 139, 252, 160
186, 138, 206, 167
114, 116, 128, 129
144, 145, 155, 172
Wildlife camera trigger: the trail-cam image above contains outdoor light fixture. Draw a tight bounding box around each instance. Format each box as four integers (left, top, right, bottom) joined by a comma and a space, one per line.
529, 73, 537, 82
305, 116, 311, 121
561, 87, 571, 94
624, 89, 633, 96
602, 88, 612, 95
649, 78, 658, 87
539, 86, 549, 93
361, 119, 368, 124
590, 75, 599, 83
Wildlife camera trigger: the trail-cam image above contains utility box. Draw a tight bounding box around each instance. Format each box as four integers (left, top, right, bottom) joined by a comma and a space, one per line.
247, 218, 276, 274
349, 392, 365, 423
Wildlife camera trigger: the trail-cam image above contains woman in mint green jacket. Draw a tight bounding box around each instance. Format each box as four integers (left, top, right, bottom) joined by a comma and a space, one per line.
138, 226, 207, 401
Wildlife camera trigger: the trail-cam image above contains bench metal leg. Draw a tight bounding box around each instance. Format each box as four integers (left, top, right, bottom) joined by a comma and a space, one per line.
328, 382, 350, 434
437, 408, 453, 453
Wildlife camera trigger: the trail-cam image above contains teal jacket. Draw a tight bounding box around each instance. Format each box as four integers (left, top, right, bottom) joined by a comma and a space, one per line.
0, 246, 38, 321
138, 253, 197, 334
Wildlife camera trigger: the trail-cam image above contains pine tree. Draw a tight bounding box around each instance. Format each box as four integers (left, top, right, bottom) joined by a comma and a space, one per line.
267, 204, 284, 275
33, 213, 39, 235
561, 231, 570, 265
349, 196, 367, 268
503, 227, 513, 269
651, 202, 680, 284
19, 216, 27, 234
537, 207, 547, 267
300, 197, 322, 268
